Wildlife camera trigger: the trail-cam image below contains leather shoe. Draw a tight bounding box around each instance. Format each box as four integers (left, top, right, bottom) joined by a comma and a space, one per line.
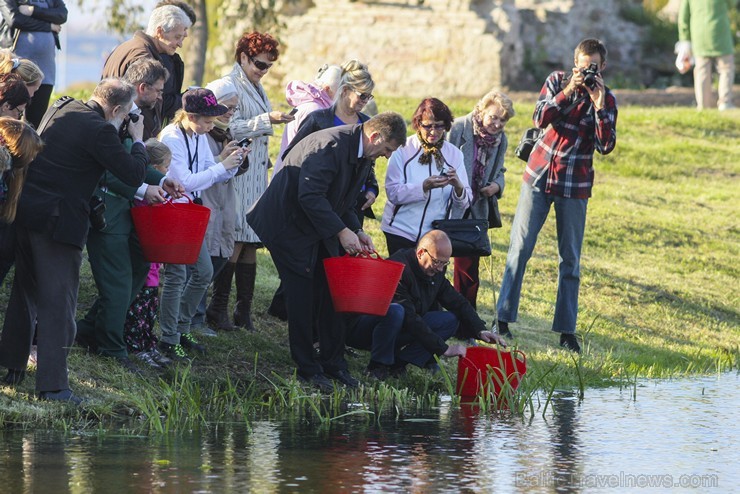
298, 373, 334, 393
559, 333, 581, 353
364, 363, 389, 381
115, 356, 143, 376
496, 321, 514, 339
39, 389, 84, 405
3, 368, 25, 385
326, 369, 359, 388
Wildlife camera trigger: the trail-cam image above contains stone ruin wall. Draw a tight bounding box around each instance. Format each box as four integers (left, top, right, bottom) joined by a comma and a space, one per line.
262, 0, 648, 99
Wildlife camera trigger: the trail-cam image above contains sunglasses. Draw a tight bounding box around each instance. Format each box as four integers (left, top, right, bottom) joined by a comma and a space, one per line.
250, 57, 273, 71
423, 248, 450, 268
420, 123, 446, 131
354, 91, 374, 102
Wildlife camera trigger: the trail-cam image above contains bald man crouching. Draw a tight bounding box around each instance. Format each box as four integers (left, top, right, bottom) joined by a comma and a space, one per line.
346, 230, 507, 380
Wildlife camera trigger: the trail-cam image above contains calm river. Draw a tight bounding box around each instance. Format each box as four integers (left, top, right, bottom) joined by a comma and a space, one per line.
1, 373, 737, 493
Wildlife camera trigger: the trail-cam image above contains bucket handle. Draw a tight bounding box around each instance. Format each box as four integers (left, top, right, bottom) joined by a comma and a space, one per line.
344, 250, 383, 260
152, 196, 196, 208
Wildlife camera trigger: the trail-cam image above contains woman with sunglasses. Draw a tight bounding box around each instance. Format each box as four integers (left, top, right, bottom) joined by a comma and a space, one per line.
214, 31, 293, 331
448, 89, 514, 318
381, 97, 472, 255
266, 59, 377, 321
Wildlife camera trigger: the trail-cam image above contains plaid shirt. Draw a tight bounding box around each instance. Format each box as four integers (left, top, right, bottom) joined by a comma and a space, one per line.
524, 71, 618, 199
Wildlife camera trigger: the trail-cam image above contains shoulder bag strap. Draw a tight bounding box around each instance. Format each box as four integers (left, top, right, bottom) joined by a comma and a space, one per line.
36, 96, 75, 134
387, 146, 422, 226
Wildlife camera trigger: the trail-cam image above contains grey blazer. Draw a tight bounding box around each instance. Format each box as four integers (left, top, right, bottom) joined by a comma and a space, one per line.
448, 112, 507, 221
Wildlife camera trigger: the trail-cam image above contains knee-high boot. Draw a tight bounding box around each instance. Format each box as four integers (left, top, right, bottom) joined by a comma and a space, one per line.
233, 262, 256, 331
206, 262, 236, 331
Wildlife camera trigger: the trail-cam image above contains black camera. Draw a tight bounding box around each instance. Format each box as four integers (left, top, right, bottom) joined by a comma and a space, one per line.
581, 62, 599, 89
89, 195, 107, 231
118, 112, 140, 141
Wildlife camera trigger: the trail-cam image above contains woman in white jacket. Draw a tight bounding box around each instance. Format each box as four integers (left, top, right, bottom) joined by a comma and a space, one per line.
157, 88, 245, 359
381, 97, 472, 255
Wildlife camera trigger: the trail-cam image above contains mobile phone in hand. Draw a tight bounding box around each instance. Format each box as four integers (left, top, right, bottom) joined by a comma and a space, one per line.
238, 137, 252, 147
288, 107, 298, 116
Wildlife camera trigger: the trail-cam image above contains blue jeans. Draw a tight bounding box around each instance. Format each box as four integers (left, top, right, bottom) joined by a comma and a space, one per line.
346, 303, 404, 366
159, 241, 213, 345
497, 178, 588, 334
396, 311, 459, 368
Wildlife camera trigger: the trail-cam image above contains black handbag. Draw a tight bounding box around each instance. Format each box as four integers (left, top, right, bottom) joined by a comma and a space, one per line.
431, 218, 491, 257
487, 196, 502, 228
514, 127, 542, 162
514, 94, 588, 162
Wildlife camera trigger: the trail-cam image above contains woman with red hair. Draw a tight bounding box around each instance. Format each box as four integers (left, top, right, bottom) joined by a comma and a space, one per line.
381, 97, 472, 255
207, 32, 294, 332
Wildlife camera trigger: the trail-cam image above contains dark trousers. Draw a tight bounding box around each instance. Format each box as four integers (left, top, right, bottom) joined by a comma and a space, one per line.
273, 247, 347, 378
76, 229, 150, 357
384, 232, 416, 256
346, 303, 404, 366
0, 222, 82, 392
396, 311, 459, 368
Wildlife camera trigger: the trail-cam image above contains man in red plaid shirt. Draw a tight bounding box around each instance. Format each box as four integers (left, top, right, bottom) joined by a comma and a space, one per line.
496, 39, 618, 353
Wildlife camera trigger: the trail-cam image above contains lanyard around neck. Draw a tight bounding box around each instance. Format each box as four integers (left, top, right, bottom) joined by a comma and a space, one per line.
179, 124, 199, 173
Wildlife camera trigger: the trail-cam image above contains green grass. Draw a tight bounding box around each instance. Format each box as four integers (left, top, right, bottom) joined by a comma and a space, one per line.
1, 96, 738, 431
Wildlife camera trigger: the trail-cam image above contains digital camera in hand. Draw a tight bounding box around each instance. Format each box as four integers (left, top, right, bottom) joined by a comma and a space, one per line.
581, 63, 599, 89
118, 112, 140, 142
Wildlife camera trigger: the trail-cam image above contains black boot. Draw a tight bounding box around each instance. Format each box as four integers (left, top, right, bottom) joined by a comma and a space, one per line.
233, 263, 256, 331
206, 262, 236, 331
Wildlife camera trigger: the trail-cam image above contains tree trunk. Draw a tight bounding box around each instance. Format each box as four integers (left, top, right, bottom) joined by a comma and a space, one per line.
183, 0, 208, 87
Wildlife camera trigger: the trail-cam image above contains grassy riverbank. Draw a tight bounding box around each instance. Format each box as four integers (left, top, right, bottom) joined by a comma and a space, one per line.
1, 95, 738, 430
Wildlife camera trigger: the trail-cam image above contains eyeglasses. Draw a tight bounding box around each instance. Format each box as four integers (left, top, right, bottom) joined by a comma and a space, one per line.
420, 123, 446, 132
354, 91, 374, 102
225, 105, 238, 113
12, 107, 24, 119
250, 57, 273, 71
423, 248, 450, 268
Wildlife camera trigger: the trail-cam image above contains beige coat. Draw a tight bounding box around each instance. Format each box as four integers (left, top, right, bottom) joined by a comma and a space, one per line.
220, 64, 273, 243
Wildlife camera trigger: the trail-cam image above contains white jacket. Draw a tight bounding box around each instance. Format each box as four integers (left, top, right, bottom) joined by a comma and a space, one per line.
381, 134, 472, 242
160, 123, 236, 202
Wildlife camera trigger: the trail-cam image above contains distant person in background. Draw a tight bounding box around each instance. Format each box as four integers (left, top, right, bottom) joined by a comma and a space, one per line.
677, 0, 735, 111
447, 90, 514, 316
0, 49, 44, 99
0, 0, 67, 128
273, 63, 342, 175
102, 4, 192, 136
0, 72, 29, 119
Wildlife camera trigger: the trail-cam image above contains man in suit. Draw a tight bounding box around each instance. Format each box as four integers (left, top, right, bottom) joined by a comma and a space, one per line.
75, 59, 182, 369
0, 79, 149, 404
247, 112, 406, 392
101, 4, 191, 135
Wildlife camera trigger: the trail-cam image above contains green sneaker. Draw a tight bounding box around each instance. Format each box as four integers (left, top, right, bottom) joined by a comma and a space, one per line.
157, 341, 189, 361
180, 332, 206, 355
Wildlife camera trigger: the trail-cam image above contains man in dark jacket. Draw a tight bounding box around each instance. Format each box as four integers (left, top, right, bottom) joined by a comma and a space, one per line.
347, 230, 507, 379
247, 112, 406, 392
101, 4, 191, 135
0, 78, 148, 404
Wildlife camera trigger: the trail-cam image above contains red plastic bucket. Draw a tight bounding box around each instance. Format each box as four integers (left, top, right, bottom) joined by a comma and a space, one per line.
323, 252, 405, 316
456, 347, 527, 397
131, 197, 210, 264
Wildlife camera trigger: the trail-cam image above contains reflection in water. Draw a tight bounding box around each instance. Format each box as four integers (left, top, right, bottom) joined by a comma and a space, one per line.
0, 374, 736, 492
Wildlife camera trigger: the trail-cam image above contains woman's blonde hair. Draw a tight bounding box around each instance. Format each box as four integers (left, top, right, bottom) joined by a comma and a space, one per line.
0, 117, 44, 222
0, 49, 44, 86
145, 138, 172, 169
474, 90, 515, 121
336, 59, 374, 101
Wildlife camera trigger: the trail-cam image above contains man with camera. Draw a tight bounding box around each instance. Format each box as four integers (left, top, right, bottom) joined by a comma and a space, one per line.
75, 59, 183, 371
496, 38, 618, 353
0, 79, 150, 404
